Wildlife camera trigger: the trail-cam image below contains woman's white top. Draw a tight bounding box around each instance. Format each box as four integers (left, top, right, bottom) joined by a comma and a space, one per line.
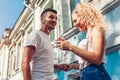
77, 30, 105, 70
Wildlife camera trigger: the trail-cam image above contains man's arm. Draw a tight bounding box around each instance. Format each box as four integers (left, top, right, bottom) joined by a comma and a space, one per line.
54, 63, 80, 71
54, 64, 68, 71
54, 64, 65, 70
21, 46, 35, 80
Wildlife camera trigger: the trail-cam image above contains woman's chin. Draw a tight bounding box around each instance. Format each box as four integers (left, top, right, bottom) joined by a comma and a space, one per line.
78, 28, 83, 32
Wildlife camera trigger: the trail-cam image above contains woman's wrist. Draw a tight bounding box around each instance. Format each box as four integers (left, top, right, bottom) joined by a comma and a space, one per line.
69, 44, 73, 51
71, 64, 80, 70
66, 63, 73, 70
68, 63, 73, 70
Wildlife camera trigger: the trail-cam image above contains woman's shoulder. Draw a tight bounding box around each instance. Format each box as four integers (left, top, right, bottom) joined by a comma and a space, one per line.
91, 27, 105, 36
91, 27, 105, 40
92, 27, 103, 32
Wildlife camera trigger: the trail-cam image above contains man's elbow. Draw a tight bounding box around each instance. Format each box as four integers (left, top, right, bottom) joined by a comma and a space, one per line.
21, 61, 25, 71
21, 60, 28, 70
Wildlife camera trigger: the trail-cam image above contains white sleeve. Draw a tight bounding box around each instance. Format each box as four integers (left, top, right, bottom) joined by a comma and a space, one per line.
25, 31, 41, 49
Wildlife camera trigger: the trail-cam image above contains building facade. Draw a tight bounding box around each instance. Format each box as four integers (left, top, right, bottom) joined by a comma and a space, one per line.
0, 0, 120, 80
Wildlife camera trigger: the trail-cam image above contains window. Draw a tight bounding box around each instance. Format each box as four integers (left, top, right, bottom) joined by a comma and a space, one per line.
68, 72, 80, 80
27, 27, 32, 34
16, 41, 21, 71
70, 0, 80, 13
7, 50, 15, 77
50, 30, 55, 41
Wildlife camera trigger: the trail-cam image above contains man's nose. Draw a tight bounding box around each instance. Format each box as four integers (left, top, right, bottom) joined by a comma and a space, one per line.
53, 18, 57, 21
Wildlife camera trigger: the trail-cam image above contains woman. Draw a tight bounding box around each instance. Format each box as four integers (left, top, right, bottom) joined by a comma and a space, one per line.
55, 2, 111, 80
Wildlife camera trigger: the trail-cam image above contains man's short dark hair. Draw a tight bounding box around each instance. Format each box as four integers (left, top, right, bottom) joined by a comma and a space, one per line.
41, 8, 57, 18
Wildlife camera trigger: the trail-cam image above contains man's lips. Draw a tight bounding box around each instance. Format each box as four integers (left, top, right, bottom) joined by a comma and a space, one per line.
51, 22, 56, 26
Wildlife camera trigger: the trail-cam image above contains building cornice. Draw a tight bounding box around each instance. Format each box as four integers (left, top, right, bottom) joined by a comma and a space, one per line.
9, 0, 35, 40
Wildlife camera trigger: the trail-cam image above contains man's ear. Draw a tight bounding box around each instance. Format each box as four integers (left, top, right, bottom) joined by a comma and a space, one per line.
41, 18, 46, 24
41, 17, 44, 23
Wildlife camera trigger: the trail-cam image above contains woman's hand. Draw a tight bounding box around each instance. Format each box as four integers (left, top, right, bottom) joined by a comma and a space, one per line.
55, 38, 72, 50
59, 63, 73, 71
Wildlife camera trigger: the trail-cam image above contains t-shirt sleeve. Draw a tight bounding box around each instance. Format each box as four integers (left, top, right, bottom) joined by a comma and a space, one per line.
24, 31, 41, 48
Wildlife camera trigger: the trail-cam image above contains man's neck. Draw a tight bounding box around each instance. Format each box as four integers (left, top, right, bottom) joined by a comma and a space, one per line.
40, 27, 50, 35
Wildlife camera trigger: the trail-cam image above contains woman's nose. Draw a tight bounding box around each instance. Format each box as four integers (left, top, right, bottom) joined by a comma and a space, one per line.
74, 22, 78, 27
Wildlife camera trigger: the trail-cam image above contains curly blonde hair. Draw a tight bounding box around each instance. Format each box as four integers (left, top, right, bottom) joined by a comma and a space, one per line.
72, 2, 107, 30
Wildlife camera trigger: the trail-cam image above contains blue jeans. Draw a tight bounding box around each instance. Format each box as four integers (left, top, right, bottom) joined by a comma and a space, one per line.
80, 64, 111, 80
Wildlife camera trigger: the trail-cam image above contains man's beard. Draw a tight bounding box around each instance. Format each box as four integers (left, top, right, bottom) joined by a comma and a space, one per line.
48, 26, 55, 30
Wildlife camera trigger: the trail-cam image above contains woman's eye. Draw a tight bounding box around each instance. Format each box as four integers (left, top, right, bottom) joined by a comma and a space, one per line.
73, 20, 77, 23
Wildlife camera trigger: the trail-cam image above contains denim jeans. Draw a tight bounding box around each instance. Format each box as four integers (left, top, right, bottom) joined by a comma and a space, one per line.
80, 64, 111, 80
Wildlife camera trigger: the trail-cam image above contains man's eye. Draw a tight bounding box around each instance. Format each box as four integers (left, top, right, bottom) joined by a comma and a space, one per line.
49, 16, 54, 19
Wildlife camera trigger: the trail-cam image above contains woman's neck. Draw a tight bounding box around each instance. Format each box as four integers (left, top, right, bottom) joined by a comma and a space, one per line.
86, 27, 92, 38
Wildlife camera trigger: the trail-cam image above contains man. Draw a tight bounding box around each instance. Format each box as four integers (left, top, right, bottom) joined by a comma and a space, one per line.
21, 8, 58, 80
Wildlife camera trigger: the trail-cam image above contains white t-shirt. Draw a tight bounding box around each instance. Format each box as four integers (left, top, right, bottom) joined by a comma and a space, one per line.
25, 30, 54, 80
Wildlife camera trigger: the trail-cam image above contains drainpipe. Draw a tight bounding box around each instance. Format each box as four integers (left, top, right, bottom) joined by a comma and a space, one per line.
23, 0, 35, 30
23, 0, 34, 11
23, 0, 43, 31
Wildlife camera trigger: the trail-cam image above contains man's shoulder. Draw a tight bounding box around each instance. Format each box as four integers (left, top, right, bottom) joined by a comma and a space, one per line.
29, 30, 41, 35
